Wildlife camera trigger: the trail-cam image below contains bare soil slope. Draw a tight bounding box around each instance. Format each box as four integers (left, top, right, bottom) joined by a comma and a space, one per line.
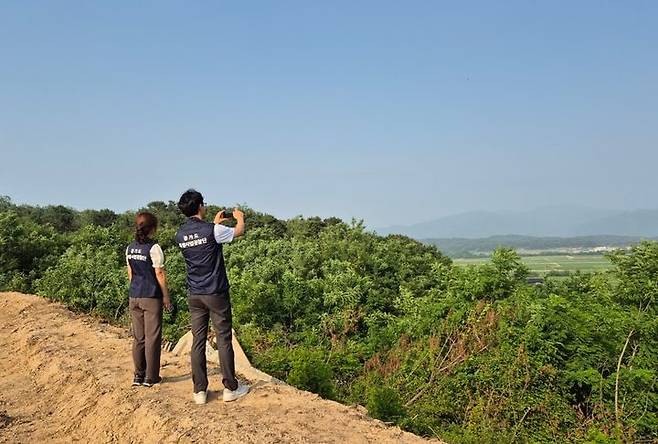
0, 292, 438, 444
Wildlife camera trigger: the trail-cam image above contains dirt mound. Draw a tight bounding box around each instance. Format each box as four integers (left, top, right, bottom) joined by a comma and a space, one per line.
0, 292, 439, 444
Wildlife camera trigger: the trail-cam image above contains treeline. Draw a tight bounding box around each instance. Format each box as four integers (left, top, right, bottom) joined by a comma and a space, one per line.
0, 195, 656, 443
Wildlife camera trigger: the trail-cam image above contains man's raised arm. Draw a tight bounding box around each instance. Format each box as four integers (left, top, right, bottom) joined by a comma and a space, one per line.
213, 208, 245, 240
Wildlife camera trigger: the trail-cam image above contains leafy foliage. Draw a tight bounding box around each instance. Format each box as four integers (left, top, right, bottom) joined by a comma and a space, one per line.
0, 211, 67, 291
35, 226, 128, 319
0, 197, 656, 443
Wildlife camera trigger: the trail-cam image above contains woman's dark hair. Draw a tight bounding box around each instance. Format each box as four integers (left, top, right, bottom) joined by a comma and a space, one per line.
178, 189, 204, 217
135, 212, 158, 243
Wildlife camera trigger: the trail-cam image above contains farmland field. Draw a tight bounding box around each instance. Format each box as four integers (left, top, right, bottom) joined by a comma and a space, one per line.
453, 254, 612, 276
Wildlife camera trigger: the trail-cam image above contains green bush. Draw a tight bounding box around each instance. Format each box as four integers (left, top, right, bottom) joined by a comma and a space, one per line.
161, 248, 191, 341
367, 385, 405, 423
0, 211, 68, 291
287, 348, 335, 399
36, 244, 128, 319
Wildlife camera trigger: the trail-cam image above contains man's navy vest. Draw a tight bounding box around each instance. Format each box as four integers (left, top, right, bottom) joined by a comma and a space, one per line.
126, 240, 162, 298
176, 217, 229, 295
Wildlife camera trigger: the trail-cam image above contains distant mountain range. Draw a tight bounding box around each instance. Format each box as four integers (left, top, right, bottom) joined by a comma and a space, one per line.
375, 206, 658, 239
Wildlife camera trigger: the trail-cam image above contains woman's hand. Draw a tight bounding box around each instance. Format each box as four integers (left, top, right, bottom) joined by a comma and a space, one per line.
155, 268, 172, 311
163, 296, 174, 312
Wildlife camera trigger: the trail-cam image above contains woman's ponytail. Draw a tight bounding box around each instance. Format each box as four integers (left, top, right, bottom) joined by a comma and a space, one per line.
134, 212, 158, 243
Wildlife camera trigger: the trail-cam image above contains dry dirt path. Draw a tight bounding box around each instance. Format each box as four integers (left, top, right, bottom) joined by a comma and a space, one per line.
0, 292, 439, 444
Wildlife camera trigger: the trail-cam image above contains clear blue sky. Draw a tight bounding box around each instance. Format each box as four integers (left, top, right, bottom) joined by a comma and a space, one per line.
1, 1, 656, 227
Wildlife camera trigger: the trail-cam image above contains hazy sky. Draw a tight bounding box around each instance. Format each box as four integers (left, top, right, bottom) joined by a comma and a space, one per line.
1, 1, 656, 227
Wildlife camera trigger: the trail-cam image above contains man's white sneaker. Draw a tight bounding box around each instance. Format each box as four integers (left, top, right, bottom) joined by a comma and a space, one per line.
223, 383, 250, 402
193, 390, 208, 405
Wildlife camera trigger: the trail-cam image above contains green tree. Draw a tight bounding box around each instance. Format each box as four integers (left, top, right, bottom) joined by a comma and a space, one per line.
0, 195, 13, 212
0, 211, 67, 291
36, 243, 128, 319
80, 208, 119, 227
31, 205, 80, 232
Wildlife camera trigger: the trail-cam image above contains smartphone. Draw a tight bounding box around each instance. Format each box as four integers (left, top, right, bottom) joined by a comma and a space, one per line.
221, 210, 234, 219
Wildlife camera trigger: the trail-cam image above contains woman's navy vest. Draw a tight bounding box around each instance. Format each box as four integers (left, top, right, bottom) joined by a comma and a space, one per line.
126, 240, 163, 299
175, 217, 229, 295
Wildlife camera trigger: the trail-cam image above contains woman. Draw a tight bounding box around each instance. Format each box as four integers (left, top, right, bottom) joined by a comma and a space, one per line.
126, 212, 172, 387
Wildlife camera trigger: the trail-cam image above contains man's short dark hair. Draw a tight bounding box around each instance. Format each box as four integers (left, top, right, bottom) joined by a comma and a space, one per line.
178, 189, 204, 217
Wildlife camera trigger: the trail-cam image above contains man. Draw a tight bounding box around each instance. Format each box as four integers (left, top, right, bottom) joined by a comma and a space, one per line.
176, 189, 249, 404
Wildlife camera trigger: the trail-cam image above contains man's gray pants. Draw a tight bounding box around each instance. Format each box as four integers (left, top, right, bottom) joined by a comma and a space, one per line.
188, 292, 239, 392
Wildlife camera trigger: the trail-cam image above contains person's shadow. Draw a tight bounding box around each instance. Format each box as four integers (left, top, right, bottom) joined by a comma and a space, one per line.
206, 390, 221, 402
162, 367, 221, 383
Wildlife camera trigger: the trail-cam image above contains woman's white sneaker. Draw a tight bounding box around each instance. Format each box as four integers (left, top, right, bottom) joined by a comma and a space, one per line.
223, 383, 250, 402
193, 390, 208, 405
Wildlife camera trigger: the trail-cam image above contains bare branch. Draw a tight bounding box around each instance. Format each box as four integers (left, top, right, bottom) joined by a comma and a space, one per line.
615, 329, 634, 427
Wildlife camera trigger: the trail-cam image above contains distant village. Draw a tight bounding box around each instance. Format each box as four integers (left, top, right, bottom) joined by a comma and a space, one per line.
463, 245, 632, 258
514, 245, 630, 256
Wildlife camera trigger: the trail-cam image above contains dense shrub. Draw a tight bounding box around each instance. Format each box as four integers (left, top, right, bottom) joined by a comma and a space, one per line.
0, 211, 67, 291
35, 244, 128, 319
367, 385, 405, 423
287, 348, 335, 399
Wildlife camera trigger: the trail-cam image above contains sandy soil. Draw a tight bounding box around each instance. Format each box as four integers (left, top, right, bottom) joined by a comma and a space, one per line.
0, 292, 439, 444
